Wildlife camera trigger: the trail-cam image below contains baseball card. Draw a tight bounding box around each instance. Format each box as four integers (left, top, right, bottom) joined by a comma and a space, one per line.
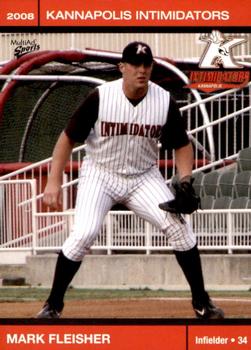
0, 0, 250, 349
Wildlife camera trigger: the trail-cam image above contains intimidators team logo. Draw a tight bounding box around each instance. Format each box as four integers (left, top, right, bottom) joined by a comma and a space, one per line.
186, 30, 250, 93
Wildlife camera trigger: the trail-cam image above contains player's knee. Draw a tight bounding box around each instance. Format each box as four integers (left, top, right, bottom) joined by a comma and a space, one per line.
162, 219, 196, 251
161, 212, 186, 233
62, 233, 94, 261
171, 235, 196, 251
62, 244, 90, 261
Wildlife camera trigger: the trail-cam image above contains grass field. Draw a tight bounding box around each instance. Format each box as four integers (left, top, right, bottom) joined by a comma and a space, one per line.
0, 287, 250, 302
0, 288, 250, 318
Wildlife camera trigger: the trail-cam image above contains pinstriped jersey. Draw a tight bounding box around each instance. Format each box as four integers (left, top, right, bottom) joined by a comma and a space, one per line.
85, 79, 170, 175
65, 78, 190, 176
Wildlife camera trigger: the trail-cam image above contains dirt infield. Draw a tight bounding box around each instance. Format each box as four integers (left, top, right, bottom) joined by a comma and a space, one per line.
0, 298, 251, 318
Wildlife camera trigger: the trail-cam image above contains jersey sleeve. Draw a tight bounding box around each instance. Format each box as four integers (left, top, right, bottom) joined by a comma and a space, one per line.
160, 96, 190, 150
64, 88, 99, 143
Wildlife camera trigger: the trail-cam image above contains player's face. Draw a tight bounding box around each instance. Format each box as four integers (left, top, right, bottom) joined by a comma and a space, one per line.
120, 62, 153, 96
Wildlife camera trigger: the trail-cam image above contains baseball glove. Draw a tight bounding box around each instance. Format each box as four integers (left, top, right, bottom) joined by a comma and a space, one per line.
159, 179, 200, 215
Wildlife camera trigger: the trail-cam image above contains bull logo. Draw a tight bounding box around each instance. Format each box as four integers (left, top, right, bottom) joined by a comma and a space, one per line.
199, 30, 246, 69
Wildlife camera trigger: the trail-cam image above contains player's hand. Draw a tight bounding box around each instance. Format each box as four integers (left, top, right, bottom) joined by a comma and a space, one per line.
43, 180, 62, 211
159, 179, 200, 215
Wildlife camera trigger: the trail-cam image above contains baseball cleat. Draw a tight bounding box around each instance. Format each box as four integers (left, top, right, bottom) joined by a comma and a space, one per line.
36, 303, 62, 319
193, 299, 224, 319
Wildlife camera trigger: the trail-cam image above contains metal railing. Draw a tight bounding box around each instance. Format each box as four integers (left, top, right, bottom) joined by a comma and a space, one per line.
35, 209, 251, 255
0, 180, 37, 254
0, 181, 250, 256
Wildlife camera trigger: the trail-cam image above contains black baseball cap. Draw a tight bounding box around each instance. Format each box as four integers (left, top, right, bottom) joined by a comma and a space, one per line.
121, 41, 154, 66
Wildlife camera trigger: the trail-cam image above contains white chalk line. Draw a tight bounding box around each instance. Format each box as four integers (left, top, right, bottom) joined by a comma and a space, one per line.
126, 297, 251, 303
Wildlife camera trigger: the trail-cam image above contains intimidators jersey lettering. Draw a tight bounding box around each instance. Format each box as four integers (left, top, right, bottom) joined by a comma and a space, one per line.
101, 121, 162, 138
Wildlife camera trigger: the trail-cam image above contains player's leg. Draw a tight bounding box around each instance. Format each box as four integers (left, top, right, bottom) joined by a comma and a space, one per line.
173, 245, 224, 319
125, 167, 224, 319
125, 167, 196, 250
37, 167, 115, 318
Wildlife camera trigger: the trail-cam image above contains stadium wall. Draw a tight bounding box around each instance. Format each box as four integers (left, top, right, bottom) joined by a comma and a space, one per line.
1, 32, 250, 62
17, 254, 251, 290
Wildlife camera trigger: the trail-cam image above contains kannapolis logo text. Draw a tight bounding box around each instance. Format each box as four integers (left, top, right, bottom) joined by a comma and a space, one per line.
11, 39, 40, 58
188, 70, 249, 93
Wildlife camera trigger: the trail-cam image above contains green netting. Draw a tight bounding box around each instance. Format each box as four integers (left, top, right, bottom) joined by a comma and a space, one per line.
1, 81, 52, 162
0, 62, 120, 162
21, 82, 93, 162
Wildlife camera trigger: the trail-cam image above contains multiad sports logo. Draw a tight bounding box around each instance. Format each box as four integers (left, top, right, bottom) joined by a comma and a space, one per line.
187, 31, 249, 93
11, 39, 40, 58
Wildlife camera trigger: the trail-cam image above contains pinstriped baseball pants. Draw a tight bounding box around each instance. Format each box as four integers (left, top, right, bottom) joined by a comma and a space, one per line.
62, 163, 196, 261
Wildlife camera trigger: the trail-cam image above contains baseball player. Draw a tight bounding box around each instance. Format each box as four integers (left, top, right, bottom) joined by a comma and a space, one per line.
37, 41, 224, 319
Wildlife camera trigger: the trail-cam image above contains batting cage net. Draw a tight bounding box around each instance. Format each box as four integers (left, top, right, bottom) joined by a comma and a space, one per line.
0, 57, 121, 163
